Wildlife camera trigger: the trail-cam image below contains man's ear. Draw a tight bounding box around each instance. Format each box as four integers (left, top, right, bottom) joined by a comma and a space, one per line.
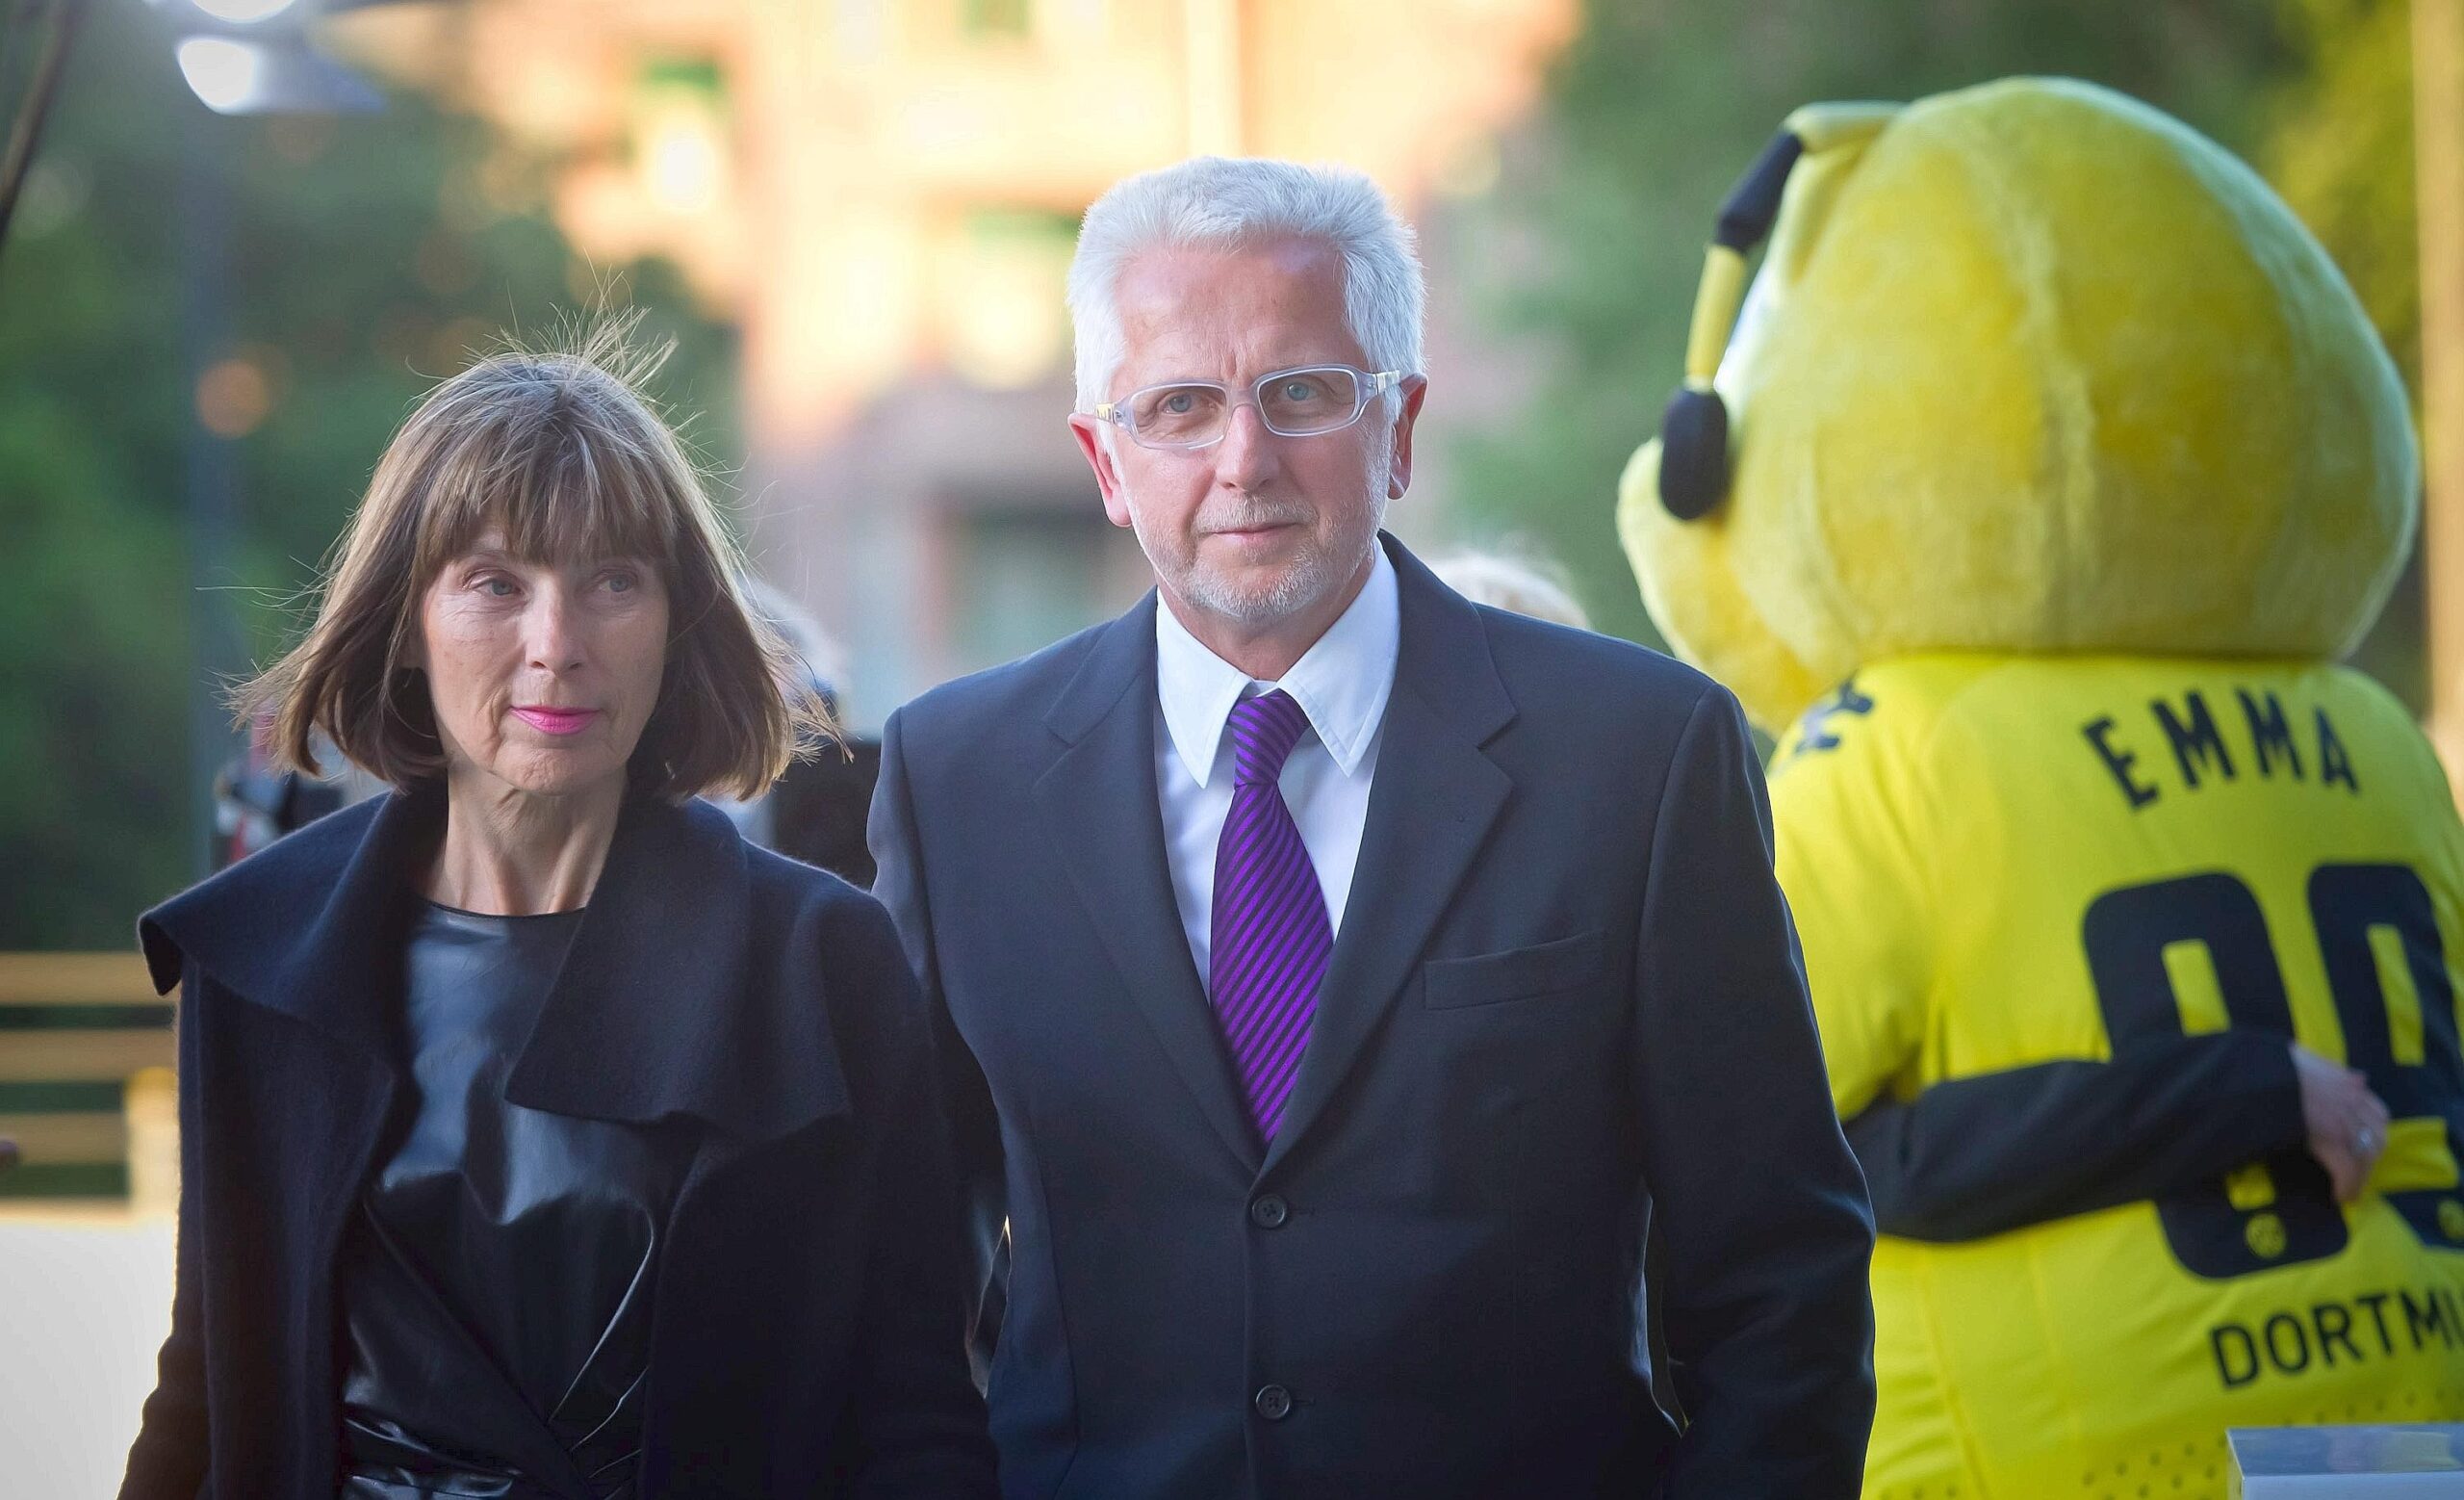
1385, 375, 1430, 500
1069, 414, 1134, 528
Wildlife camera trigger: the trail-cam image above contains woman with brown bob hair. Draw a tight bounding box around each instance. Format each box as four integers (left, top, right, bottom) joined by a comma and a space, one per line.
120, 331, 996, 1500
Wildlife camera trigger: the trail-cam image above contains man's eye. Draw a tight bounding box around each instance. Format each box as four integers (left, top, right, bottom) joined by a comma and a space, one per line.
1281, 379, 1322, 401
1163, 393, 1194, 414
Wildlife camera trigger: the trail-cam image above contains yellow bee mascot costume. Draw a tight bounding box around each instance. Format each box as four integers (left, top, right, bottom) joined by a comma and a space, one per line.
1618, 77, 2464, 1498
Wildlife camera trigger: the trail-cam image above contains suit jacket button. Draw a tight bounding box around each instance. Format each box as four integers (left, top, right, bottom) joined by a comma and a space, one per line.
1254, 1384, 1294, 1421
1249, 1194, 1290, 1228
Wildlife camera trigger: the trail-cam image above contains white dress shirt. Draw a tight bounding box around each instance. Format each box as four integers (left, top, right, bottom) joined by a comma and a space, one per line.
1155, 547, 1399, 993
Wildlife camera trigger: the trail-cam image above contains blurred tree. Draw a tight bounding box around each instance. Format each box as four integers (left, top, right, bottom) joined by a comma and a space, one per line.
2260, 0, 2425, 707
0, 0, 737, 948
1448, 0, 2424, 686
2267, 0, 2418, 388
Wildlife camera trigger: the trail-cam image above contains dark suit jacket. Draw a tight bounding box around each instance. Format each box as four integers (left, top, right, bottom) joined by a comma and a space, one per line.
868, 536, 1876, 1500
122, 786, 995, 1500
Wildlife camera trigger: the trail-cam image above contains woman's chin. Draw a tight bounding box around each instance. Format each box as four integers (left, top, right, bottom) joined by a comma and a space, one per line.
471, 749, 629, 802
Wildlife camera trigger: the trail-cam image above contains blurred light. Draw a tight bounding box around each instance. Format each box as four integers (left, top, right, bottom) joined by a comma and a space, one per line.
642, 105, 725, 215
176, 38, 263, 113
174, 33, 381, 116
195, 357, 274, 437
13, 160, 90, 237
942, 212, 1073, 390
947, 272, 1064, 390
192, 0, 301, 21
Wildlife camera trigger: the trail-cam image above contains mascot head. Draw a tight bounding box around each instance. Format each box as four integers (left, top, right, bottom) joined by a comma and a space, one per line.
1616, 76, 2419, 731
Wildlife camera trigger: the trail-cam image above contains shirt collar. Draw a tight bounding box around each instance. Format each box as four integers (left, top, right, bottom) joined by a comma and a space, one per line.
1155, 544, 1399, 789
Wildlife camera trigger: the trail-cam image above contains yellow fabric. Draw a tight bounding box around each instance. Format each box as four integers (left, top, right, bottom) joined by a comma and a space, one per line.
1617, 77, 2419, 733
1784, 101, 1902, 155
1683, 246, 1752, 382
1774, 656, 2464, 1500
1617, 78, 2447, 1497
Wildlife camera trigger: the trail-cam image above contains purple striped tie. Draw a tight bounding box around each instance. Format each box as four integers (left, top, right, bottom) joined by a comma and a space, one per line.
1210, 690, 1332, 1142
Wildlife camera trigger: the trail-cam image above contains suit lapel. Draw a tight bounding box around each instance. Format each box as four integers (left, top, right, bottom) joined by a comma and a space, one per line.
1263, 538, 1517, 1173
1035, 597, 1262, 1171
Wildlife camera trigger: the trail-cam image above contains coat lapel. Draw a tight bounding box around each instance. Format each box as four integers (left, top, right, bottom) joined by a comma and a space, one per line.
141, 779, 849, 1140
1262, 539, 1517, 1173
1034, 596, 1263, 1171
141, 787, 430, 1070
505, 793, 850, 1139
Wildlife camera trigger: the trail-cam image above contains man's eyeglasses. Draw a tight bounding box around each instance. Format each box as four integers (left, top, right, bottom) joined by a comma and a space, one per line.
1093, 364, 1409, 452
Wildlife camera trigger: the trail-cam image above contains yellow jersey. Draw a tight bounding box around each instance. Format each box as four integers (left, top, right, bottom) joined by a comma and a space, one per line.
1769, 655, 2464, 1500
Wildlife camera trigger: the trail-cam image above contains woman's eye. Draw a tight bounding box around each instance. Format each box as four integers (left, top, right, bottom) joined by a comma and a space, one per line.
603, 571, 635, 593
478, 575, 517, 598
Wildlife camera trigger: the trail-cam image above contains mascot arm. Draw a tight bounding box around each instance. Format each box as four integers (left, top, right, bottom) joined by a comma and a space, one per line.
1633, 684, 1877, 1497
1843, 1030, 2302, 1240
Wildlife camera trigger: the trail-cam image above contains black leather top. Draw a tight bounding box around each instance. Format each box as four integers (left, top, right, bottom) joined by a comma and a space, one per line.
336, 900, 681, 1500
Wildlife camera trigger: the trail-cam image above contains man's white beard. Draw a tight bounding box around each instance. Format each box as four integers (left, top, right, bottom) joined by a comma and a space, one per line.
1131, 444, 1391, 628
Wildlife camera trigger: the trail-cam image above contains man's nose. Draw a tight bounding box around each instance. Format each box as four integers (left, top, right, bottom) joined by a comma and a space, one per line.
1212, 401, 1280, 490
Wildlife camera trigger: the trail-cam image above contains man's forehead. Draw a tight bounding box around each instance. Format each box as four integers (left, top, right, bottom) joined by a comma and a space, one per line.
1112, 237, 1361, 376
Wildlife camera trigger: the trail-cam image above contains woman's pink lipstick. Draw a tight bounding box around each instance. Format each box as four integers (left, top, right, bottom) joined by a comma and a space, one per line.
512, 706, 599, 736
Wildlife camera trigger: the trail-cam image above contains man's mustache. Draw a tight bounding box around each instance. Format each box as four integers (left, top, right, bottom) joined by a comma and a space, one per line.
1196, 500, 1316, 533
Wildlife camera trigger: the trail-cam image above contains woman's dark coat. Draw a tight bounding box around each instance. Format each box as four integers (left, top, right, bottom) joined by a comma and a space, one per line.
118, 786, 997, 1499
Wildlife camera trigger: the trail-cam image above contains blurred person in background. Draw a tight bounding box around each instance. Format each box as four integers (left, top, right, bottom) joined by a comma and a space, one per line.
214, 716, 388, 867
121, 334, 995, 1500
1426, 546, 1592, 630
732, 576, 883, 887
870, 155, 1873, 1500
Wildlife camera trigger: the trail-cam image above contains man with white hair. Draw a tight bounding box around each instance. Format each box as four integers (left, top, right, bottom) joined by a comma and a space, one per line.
870, 156, 1875, 1498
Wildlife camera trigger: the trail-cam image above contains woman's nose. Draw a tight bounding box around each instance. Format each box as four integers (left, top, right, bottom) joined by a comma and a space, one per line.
526, 589, 585, 671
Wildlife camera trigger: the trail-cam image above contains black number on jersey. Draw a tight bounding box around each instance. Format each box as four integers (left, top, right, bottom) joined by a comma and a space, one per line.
1786, 676, 1876, 760
2084, 865, 2464, 1280
2085, 875, 2348, 1277
2309, 865, 2464, 1251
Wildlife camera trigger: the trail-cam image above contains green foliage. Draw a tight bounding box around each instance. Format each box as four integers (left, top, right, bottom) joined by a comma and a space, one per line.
2260, 0, 2423, 708
0, 0, 736, 948
1446, 0, 2329, 653
2267, 0, 2418, 389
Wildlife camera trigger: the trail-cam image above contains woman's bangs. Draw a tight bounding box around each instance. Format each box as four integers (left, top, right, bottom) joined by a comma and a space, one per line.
426, 416, 680, 575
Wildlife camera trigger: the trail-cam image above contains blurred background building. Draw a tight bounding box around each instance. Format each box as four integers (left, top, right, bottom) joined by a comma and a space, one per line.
2, 0, 2441, 957
326, 0, 1576, 712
